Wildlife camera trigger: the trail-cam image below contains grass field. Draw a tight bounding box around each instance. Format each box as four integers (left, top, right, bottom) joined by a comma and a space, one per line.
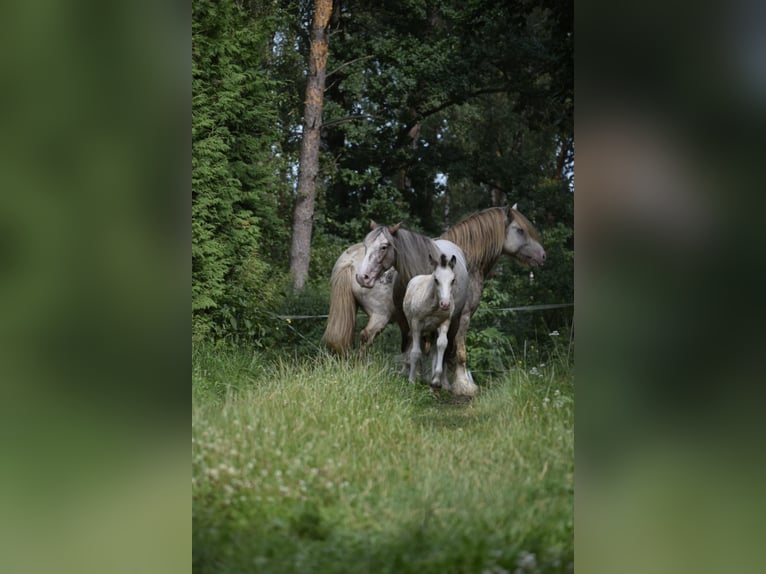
192, 344, 573, 574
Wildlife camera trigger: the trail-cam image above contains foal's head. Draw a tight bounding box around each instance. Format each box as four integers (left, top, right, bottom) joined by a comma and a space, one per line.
429, 253, 457, 311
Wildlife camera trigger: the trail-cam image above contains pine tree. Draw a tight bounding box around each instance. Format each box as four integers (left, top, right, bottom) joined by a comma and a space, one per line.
192, 0, 286, 340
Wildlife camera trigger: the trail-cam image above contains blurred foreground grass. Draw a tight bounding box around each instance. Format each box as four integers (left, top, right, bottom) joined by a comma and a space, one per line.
192, 346, 574, 573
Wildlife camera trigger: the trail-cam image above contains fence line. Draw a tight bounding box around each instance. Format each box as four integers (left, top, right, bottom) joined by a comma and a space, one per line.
491, 303, 574, 312
276, 303, 573, 321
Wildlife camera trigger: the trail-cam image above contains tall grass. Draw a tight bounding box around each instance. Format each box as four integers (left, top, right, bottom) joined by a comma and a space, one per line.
193, 346, 573, 574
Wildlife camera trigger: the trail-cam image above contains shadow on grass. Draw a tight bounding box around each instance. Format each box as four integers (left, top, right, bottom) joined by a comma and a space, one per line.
408, 388, 493, 432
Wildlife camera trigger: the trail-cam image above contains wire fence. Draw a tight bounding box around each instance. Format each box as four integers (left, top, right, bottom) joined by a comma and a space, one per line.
275, 302, 573, 321
272, 303, 574, 371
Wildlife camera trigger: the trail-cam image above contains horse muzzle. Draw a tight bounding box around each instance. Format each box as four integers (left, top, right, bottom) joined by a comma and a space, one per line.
355, 272, 376, 288
521, 247, 546, 267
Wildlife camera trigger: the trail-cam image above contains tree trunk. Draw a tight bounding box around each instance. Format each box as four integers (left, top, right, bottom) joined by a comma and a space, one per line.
289, 0, 333, 291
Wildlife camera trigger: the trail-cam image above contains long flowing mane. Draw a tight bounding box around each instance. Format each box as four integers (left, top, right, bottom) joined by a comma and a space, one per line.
440, 207, 507, 277
379, 226, 442, 285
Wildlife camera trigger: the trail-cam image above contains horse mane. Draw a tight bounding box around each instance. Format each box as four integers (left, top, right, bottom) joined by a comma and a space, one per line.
380, 226, 441, 285
440, 207, 507, 277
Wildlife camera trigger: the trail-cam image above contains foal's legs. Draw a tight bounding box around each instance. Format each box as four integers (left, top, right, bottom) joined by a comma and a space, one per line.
430, 320, 451, 390
407, 320, 422, 384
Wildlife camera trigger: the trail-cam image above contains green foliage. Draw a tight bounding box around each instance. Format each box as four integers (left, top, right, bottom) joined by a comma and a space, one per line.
192, 0, 573, 354
317, 0, 573, 240
193, 347, 573, 573
192, 0, 289, 341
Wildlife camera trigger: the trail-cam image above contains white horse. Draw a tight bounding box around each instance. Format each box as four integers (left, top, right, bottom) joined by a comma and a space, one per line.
356, 223, 475, 394
322, 205, 546, 363
404, 250, 468, 388
321, 244, 407, 353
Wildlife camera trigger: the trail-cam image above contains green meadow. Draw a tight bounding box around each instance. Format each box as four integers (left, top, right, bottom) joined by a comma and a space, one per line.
193, 345, 573, 573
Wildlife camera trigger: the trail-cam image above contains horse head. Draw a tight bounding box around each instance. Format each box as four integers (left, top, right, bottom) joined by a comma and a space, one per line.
355, 222, 400, 288
428, 253, 457, 311
504, 204, 546, 267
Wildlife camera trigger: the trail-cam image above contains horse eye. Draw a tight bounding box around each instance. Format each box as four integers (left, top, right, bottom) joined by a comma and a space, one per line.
380, 245, 387, 250
434, 279, 440, 285
516, 227, 525, 235
451, 279, 456, 285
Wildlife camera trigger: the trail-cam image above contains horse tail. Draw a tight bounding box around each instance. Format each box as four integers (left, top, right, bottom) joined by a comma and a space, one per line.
322, 262, 358, 353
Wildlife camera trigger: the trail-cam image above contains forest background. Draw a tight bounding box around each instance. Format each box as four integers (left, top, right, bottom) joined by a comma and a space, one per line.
192, 0, 573, 367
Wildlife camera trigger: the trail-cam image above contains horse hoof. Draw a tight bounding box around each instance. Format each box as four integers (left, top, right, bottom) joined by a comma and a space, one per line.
452, 380, 478, 397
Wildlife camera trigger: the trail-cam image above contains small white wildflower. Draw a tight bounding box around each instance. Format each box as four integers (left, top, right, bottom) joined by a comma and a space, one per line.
549, 330, 560, 337
516, 551, 537, 571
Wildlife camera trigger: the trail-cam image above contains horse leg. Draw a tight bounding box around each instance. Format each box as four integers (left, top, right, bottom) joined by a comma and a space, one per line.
395, 310, 413, 375
450, 309, 478, 396
408, 321, 422, 384
431, 321, 450, 390
359, 311, 390, 350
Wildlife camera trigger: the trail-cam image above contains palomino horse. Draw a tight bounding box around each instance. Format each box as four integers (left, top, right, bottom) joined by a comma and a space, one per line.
404, 251, 469, 388
356, 223, 480, 394
322, 204, 546, 360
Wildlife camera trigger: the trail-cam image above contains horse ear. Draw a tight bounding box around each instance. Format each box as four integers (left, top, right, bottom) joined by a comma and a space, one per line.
389, 222, 401, 235
428, 253, 436, 267
439, 253, 447, 267
449, 255, 456, 269
369, 220, 378, 230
